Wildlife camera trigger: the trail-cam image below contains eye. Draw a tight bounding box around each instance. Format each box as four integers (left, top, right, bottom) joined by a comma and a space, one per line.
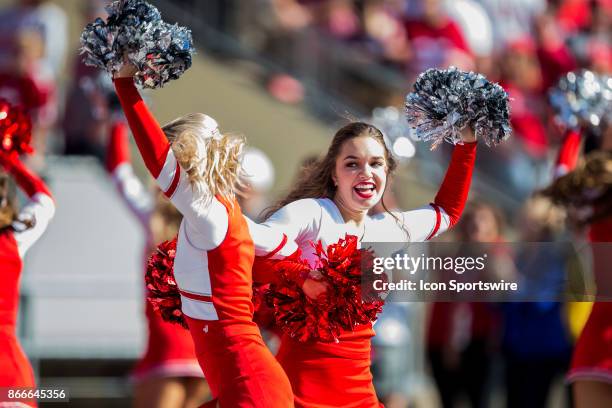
345, 162, 358, 168
371, 161, 385, 168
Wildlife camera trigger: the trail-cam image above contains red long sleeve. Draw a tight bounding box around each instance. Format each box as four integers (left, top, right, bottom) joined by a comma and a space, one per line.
0, 154, 52, 198
105, 120, 131, 173
554, 130, 581, 177
433, 142, 477, 227
114, 77, 170, 178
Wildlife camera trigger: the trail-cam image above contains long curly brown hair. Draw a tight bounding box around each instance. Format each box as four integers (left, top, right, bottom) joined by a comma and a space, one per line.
541, 150, 612, 224
263, 122, 397, 219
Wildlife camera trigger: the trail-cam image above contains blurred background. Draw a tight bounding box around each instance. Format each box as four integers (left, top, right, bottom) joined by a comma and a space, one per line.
0, 0, 609, 406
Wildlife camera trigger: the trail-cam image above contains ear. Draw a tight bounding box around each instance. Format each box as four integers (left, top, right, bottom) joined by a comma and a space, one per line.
331, 170, 338, 187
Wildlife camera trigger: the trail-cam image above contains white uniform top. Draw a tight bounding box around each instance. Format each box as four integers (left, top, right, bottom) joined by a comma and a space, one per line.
12, 192, 55, 258
249, 198, 450, 267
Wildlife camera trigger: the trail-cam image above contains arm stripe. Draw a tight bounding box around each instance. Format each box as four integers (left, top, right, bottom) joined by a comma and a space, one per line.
426, 203, 442, 241
179, 290, 213, 303
164, 162, 181, 198
260, 234, 288, 260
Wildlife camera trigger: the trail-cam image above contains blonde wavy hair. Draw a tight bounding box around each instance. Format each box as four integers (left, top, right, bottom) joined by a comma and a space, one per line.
162, 113, 246, 209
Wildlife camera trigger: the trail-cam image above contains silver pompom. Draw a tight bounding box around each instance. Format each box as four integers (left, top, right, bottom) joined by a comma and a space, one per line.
405, 67, 511, 149
79, 0, 193, 89
549, 70, 612, 131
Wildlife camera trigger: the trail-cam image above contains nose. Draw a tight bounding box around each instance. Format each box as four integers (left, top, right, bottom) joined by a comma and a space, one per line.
360, 164, 373, 178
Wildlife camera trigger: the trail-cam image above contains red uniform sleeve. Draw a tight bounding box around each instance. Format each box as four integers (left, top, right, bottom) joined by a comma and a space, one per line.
432, 142, 477, 227
0, 153, 52, 199
113, 77, 170, 179
554, 130, 581, 178
105, 120, 131, 173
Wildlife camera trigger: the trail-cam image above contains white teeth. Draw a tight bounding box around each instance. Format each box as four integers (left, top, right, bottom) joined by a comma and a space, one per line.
355, 185, 375, 192
354, 183, 375, 191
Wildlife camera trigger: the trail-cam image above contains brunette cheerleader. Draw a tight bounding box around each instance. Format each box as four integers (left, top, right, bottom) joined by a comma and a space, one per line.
106, 121, 209, 408
0, 152, 55, 408
551, 125, 612, 408
252, 122, 477, 407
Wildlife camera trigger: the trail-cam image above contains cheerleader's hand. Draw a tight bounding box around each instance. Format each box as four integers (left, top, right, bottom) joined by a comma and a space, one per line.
302, 271, 329, 300
114, 60, 138, 79
461, 126, 476, 143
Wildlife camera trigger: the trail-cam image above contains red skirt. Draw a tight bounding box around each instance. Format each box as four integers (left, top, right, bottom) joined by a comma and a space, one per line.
0, 327, 36, 407
568, 302, 612, 383
276, 325, 382, 408
132, 302, 203, 382
185, 317, 293, 407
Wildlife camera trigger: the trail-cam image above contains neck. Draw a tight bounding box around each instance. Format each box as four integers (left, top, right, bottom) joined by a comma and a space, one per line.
333, 195, 367, 227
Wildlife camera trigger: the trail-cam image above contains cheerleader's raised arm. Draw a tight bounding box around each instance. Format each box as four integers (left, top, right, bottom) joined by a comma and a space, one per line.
398, 140, 477, 242
0, 153, 55, 256
114, 75, 231, 250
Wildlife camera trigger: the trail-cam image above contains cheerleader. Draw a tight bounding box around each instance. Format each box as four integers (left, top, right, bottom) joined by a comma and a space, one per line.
105, 120, 209, 408
552, 125, 612, 407
255, 122, 477, 407
113, 65, 294, 407
0, 152, 54, 407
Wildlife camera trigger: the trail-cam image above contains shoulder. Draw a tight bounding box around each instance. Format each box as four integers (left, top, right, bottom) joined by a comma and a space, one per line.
368, 210, 404, 226
278, 198, 324, 216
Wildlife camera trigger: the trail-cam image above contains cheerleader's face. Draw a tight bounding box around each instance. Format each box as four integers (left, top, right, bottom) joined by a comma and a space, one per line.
332, 136, 388, 213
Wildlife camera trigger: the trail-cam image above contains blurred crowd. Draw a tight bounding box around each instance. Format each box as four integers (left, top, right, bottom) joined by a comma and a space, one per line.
238, 0, 612, 204
0, 0, 609, 407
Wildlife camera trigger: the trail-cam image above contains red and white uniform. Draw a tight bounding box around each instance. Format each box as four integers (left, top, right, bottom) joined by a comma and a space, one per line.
555, 130, 612, 384
0, 154, 55, 408
568, 221, 612, 384
253, 143, 477, 407
553, 129, 581, 178
114, 78, 294, 407
105, 121, 203, 383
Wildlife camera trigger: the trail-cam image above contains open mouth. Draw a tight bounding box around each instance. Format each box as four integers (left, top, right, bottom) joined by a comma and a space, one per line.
353, 181, 376, 199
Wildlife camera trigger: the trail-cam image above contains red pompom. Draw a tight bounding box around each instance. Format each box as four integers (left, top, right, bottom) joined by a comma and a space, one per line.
264, 235, 386, 343
0, 99, 34, 156
145, 237, 188, 329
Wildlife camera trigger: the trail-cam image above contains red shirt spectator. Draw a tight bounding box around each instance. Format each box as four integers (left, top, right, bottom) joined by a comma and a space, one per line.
404, 18, 471, 72
0, 72, 46, 113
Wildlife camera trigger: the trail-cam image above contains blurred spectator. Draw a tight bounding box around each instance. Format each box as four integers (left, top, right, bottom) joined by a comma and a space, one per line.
427, 202, 502, 408
500, 39, 548, 157
0, 0, 67, 79
476, 0, 547, 48
0, 31, 47, 114
0, 27, 56, 162
402, 0, 474, 76
534, 9, 577, 92
564, 0, 612, 74
62, 1, 116, 160
444, 0, 494, 76
444, 0, 493, 58
501, 196, 572, 408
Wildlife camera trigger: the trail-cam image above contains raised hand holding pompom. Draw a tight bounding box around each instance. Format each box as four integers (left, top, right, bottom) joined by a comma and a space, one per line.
405, 67, 511, 149
80, 0, 194, 88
